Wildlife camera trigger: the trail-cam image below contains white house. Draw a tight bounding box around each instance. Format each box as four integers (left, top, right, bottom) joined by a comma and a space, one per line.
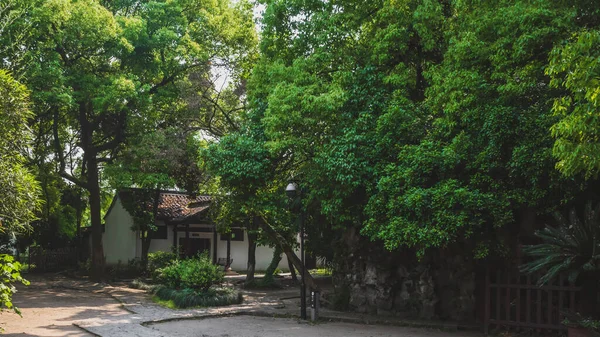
102, 189, 293, 271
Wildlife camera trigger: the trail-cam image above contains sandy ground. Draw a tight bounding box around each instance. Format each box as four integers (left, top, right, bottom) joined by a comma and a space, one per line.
0, 285, 129, 337
0, 275, 483, 337
149, 316, 480, 337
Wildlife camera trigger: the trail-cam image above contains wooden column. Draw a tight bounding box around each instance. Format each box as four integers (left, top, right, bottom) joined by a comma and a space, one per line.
226, 235, 231, 270
185, 224, 190, 257
212, 225, 217, 264
172, 224, 178, 255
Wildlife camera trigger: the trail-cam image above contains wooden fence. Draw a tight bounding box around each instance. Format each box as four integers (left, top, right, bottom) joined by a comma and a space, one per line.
29, 247, 78, 272
484, 267, 581, 335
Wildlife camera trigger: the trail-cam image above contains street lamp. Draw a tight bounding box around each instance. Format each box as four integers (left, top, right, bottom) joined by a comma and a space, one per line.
286, 182, 307, 320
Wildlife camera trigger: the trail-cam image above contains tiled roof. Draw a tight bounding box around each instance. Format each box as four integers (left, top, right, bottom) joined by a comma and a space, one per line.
155, 192, 211, 220
116, 189, 211, 222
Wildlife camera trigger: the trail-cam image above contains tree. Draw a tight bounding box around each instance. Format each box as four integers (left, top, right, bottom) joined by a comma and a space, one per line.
22, 0, 256, 279
0, 69, 40, 233
547, 29, 600, 179
0, 69, 39, 318
106, 128, 205, 266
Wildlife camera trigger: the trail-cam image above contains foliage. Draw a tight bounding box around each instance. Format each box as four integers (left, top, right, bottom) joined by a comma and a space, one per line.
106, 258, 145, 280
15, 0, 257, 279
563, 312, 600, 332
521, 202, 600, 318
130, 279, 160, 292
158, 253, 224, 291
521, 202, 600, 284
202, 0, 600, 262
152, 286, 242, 309
547, 29, 600, 179
0, 69, 41, 233
0, 254, 29, 315
147, 251, 177, 280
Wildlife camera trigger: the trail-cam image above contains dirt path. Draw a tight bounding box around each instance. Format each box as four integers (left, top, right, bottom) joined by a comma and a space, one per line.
0, 280, 129, 336
0, 275, 483, 337
149, 315, 480, 337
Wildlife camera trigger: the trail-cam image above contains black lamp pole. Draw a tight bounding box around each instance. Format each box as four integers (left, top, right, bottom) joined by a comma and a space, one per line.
300, 209, 307, 320
286, 182, 307, 320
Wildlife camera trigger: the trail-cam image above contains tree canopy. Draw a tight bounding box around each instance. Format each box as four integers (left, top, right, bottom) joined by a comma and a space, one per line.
205, 0, 599, 260
0, 69, 40, 233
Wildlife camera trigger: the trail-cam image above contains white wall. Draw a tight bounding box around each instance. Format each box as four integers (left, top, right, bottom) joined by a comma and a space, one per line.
147, 220, 173, 254
215, 231, 296, 272
103, 197, 138, 264
103, 202, 301, 272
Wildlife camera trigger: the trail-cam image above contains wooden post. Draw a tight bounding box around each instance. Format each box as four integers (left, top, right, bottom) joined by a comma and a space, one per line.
516, 270, 521, 326
526, 275, 531, 325
558, 275, 564, 323
484, 266, 490, 335
537, 278, 542, 333
172, 224, 178, 255
496, 270, 501, 326
548, 278, 553, 328
212, 226, 218, 264
185, 224, 190, 257
226, 235, 231, 270
506, 271, 511, 324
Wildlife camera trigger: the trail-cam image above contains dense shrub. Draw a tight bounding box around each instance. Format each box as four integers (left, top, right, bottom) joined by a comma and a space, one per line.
158, 253, 224, 290
130, 279, 160, 292
153, 286, 242, 308
107, 258, 145, 279
147, 251, 176, 279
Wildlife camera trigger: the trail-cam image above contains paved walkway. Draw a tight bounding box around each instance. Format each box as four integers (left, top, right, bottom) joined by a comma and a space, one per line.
1, 274, 482, 337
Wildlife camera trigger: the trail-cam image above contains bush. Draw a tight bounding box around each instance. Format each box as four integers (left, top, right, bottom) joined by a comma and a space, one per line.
148, 251, 176, 279
0, 254, 29, 315
153, 286, 242, 308
158, 253, 224, 291
130, 279, 160, 292
107, 258, 145, 279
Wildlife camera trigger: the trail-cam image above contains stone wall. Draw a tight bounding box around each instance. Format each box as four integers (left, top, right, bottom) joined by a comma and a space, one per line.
330, 227, 477, 321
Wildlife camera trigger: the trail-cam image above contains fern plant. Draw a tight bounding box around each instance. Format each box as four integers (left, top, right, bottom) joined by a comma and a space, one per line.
521, 202, 600, 318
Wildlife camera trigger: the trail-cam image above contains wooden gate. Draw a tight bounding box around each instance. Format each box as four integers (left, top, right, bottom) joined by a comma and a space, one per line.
484, 267, 581, 335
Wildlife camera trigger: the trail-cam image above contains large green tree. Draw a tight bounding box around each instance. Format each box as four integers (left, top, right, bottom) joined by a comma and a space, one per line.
210, 0, 597, 266
21, 0, 256, 279
0, 69, 40, 233
0, 69, 39, 318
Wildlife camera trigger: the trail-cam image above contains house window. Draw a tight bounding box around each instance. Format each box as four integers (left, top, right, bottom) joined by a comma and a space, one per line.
220, 228, 244, 241
150, 226, 168, 240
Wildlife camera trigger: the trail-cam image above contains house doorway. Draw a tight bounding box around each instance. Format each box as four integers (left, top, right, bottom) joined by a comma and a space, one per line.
179, 238, 211, 258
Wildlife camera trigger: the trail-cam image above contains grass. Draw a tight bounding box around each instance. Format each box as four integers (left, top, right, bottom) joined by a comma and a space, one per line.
130, 278, 160, 292
309, 268, 332, 276
151, 295, 178, 309
132, 279, 243, 309
152, 285, 243, 309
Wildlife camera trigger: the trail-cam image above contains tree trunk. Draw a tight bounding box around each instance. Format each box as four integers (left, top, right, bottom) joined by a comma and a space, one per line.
140, 188, 161, 268
75, 196, 83, 261
246, 234, 257, 284
245, 218, 257, 285
87, 156, 105, 281
288, 256, 298, 282
226, 236, 231, 270
141, 232, 151, 267
257, 215, 320, 291
262, 246, 282, 284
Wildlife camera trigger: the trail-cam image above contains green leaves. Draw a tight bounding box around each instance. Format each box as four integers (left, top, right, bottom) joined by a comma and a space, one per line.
0, 254, 29, 316
228, 0, 598, 260
547, 30, 600, 179
521, 202, 600, 285
0, 70, 41, 233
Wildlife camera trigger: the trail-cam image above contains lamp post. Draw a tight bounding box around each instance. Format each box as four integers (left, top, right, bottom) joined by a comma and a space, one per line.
286, 182, 307, 320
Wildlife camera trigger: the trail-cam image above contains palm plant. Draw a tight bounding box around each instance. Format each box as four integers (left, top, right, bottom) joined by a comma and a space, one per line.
521, 202, 600, 318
